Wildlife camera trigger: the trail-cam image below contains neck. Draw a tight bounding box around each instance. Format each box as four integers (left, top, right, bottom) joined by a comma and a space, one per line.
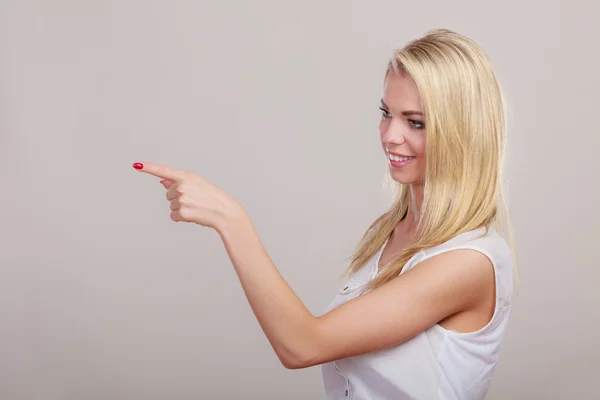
399, 183, 424, 237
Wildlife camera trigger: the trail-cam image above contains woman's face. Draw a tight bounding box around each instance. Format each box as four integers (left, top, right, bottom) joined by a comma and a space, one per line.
379, 70, 427, 185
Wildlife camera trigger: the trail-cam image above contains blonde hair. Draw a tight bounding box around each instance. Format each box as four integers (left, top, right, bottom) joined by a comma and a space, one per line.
342, 28, 516, 293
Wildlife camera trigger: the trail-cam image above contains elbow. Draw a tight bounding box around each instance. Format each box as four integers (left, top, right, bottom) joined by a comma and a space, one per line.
278, 347, 311, 370
282, 357, 304, 370
278, 342, 320, 370
279, 317, 323, 369
281, 353, 315, 370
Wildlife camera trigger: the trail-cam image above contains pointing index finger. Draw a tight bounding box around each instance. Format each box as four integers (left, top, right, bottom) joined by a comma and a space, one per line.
133, 162, 188, 181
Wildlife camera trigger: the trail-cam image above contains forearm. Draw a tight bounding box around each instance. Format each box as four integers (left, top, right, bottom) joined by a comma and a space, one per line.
218, 209, 318, 368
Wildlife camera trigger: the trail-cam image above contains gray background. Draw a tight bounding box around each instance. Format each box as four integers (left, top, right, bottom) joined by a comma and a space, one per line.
1, 1, 598, 399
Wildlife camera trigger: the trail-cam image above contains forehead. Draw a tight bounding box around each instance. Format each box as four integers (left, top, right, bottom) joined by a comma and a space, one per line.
382, 71, 423, 110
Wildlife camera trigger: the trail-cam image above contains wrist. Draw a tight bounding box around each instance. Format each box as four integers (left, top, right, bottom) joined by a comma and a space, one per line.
217, 201, 251, 239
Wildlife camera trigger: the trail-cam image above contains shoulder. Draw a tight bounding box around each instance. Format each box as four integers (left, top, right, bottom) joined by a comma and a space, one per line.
416, 225, 510, 268
403, 244, 495, 307
408, 225, 514, 306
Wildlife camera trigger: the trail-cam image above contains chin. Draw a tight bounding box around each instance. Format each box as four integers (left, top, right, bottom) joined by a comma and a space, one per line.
391, 178, 416, 185
389, 172, 423, 185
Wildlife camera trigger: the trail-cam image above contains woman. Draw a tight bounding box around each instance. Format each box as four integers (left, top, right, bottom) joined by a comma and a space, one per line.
133, 28, 515, 400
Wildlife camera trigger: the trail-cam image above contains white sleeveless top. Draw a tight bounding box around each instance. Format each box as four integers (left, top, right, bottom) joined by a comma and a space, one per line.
321, 225, 514, 400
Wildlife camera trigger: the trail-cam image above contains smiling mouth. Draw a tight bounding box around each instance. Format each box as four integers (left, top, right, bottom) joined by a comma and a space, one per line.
388, 153, 416, 162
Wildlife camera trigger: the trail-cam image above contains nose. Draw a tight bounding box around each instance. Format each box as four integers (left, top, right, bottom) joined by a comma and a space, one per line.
381, 118, 407, 145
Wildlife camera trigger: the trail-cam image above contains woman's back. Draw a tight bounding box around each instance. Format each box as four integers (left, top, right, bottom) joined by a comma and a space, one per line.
321, 225, 514, 400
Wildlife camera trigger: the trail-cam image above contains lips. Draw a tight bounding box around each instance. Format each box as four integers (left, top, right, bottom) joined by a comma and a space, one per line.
388, 151, 415, 158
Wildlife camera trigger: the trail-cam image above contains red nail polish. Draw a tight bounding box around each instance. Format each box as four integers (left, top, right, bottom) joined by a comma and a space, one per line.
132, 163, 143, 170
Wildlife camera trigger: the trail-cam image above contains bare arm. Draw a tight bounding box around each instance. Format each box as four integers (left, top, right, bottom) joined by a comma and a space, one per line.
219, 211, 495, 369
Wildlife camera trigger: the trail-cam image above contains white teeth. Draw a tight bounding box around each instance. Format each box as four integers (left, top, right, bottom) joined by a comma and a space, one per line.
389, 154, 415, 162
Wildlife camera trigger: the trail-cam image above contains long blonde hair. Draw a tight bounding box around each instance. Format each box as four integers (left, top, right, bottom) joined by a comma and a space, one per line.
342, 28, 516, 293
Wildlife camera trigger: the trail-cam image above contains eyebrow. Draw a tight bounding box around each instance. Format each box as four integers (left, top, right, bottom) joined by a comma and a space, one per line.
380, 99, 423, 116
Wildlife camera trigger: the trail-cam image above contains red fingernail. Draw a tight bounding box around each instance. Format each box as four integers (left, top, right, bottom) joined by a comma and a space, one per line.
132, 163, 143, 170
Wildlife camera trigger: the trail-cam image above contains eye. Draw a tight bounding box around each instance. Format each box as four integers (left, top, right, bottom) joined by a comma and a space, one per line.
408, 119, 425, 129
379, 107, 392, 119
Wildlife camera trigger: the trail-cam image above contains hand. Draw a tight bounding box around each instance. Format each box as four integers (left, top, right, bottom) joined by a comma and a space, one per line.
133, 162, 245, 233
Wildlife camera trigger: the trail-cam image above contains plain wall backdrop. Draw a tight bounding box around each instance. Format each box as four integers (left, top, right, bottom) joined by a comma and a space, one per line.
1, 1, 598, 399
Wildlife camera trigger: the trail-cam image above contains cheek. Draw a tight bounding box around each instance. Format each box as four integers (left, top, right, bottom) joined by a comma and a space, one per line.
416, 138, 427, 177
415, 136, 426, 157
